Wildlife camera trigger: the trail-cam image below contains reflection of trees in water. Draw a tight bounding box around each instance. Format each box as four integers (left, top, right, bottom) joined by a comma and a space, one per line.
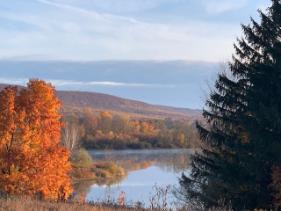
94, 172, 127, 186
73, 171, 127, 201
118, 160, 155, 172
155, 152, 190, 173
74, 150, 193, 202
89, 149, 192, 173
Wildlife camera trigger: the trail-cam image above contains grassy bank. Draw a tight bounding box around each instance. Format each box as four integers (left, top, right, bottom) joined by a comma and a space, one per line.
0, 197, 140, 211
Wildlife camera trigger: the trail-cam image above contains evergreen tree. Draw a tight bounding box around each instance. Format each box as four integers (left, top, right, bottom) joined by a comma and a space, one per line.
179, 1, 281, 210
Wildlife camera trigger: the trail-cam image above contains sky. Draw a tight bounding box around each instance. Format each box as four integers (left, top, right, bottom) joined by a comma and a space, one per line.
0, 0, 269, 61
0, 61, 220, 109
0, 0, 271, 109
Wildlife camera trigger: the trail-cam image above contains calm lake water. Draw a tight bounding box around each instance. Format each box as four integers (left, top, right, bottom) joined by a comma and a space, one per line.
84, 149, 193, 208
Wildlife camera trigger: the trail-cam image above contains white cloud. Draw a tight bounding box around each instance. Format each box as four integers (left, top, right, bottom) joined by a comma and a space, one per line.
201, 0, 249, 14
0, 78, 176, 88
0, 0, 242, 62
52, 0, 183, 13
0, 78, 26, 86
50, 80, 176, 88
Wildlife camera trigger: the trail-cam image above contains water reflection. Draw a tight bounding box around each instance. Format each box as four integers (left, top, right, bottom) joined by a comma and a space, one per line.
90, 149, 192, 173
77, 149, 192, 207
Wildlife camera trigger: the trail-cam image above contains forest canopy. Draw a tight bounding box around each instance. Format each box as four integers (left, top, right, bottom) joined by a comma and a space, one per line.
62, 108, 200, 150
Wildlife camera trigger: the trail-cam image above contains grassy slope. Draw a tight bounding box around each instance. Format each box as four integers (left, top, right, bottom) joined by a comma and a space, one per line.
0, 197, 140, 211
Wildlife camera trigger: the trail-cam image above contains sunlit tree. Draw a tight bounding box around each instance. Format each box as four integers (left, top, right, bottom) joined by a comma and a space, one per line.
0, 79, 72, 200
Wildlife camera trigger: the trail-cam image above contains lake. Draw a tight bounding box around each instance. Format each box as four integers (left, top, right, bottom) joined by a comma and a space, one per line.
83, 149, 193, 208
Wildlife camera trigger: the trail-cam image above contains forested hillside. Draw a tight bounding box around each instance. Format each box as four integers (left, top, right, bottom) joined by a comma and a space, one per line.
0, 83, 201, 149
0, 83, 201, 120
63, 109, 200, 149
58, 90, 201, 120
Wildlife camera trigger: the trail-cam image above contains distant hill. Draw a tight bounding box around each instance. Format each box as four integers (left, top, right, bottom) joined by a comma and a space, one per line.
0, 83, 201, 121
57, 90, 202, 120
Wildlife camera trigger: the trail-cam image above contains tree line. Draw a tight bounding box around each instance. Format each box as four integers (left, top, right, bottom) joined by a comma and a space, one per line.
62, 109, 200, 150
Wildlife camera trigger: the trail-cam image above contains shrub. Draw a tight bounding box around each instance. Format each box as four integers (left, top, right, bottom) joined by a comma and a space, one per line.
72, 149, 93, 168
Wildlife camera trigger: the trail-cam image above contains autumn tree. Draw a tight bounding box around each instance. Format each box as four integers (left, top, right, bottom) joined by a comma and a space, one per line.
98, 111, 113, 133
112, 114, 129, 133
0, 79, 72, 200
82, 107, 98, 134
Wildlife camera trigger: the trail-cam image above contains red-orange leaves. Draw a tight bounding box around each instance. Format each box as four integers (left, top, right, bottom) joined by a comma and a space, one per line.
0, 79, 72, 200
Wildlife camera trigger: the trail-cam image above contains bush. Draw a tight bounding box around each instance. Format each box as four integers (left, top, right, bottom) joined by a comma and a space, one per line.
72, 149, 93, 168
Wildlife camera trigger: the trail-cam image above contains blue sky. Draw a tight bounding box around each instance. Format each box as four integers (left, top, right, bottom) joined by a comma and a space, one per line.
0, 0, 269, 61
0, 0, 271, 108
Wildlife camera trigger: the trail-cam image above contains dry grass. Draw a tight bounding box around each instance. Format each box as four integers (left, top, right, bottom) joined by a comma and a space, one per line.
0, 197, 143, 211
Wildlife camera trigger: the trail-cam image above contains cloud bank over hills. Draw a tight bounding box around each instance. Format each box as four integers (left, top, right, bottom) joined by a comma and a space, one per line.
0, 60, 220, 109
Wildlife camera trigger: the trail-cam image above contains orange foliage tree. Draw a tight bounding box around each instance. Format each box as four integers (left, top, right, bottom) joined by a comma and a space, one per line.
0, 79, 72, 200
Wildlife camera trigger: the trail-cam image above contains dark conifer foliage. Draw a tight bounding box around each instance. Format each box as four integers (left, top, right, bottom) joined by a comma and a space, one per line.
179, 1, 281, 210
